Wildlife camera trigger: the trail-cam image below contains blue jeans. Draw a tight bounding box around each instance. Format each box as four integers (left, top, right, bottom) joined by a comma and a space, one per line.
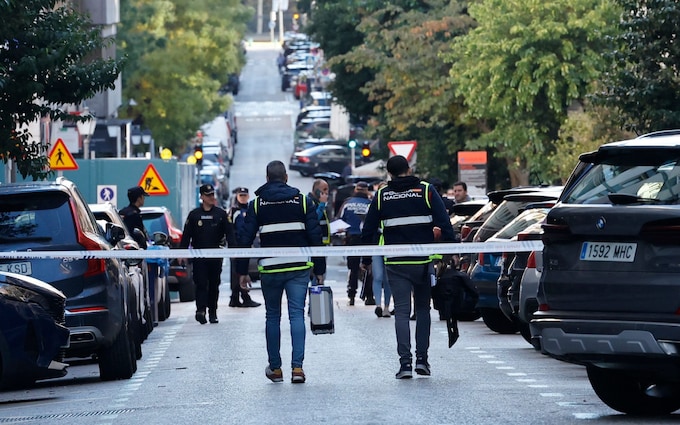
371, 256, 391, 307
261, 269, 309, 369
386, 263, 432, 365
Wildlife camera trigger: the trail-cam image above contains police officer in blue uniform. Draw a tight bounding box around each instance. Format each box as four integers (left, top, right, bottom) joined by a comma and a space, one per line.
361, 155, 457, 379
236, 161, 325, 384
180, 184, 236, 324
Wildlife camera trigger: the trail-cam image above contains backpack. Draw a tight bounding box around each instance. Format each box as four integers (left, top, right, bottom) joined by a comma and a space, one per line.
432, 261, 479, 347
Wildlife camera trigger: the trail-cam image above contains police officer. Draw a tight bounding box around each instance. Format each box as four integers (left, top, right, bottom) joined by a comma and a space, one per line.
119, 186, 150, 248
361, 155, 456, 379
228, 187, 261, 308
180, 183, 236, 324
236, 160, 325, 384
338, 181, 373, 305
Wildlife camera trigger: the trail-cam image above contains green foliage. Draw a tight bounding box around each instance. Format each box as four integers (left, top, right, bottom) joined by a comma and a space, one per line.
0, 1, 123, 180
595, 0, 680, 134
445, 0, 620, 186
119, 0, 253, 152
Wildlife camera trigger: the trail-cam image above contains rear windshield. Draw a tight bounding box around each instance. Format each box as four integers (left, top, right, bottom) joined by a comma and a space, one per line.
0, 193, 76, 243
563, 151, 680, 204
142, 213, 169, 235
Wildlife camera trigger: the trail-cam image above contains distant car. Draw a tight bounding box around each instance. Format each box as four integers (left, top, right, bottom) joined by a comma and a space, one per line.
296, 105, 331, 125
0, 272, 70, 389
295, 118, 331, 140
289, 145, 358, 177
0, 177, 139, 381
139, 206, 194, 303
294, 137, 340, 153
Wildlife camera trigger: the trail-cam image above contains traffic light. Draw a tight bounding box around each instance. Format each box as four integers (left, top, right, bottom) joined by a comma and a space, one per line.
361, 141, 371, 158
194, 145, 203, 167
348, 139, 357, 149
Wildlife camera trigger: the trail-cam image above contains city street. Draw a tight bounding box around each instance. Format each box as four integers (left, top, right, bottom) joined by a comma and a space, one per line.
0, 40, 676, 425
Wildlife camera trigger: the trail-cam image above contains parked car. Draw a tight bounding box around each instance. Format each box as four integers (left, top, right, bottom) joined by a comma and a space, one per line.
289, 145, 356, 176
0, 177, 138, 380
468, 188, 561, 334
296, 105, 331, 125
532, 130, 680, 415
89, 203, 154, 347
295, 118, 331, 140
0, 272, 70, 389
140, 206, 194, 303
294, 137, 340, 153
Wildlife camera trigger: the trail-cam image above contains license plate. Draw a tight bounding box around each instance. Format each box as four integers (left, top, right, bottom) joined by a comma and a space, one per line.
0, 261, 33, 275
580, 242, 637, 262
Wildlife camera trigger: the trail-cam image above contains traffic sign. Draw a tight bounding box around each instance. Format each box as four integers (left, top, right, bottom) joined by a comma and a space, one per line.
48, 138, 78, 170
387, 141, 418, 161
97, 185, 117, 205
137, 164, 170, 195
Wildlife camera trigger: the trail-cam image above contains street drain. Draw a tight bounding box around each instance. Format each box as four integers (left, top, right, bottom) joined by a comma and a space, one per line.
0, 409, 135, 422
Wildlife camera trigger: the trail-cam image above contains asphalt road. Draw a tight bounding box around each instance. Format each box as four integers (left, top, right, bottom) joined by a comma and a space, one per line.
0, 39, 677, 425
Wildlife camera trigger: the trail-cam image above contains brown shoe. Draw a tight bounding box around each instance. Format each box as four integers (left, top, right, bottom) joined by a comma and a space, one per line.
291, 367, 306, 383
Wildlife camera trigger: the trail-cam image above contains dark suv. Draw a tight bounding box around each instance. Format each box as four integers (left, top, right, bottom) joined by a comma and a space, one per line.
532, 130, 680, 415
0, 177, 138, 381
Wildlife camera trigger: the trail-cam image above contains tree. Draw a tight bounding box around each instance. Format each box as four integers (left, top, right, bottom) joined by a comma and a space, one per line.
446, 0, 619, 186
118, 0, 252, 151
0, 1, 123, 180
333, 0, 476, 179
596, 0, 680, 134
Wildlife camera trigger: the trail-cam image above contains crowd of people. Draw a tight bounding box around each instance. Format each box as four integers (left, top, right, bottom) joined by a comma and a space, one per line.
125, 158, 469, 383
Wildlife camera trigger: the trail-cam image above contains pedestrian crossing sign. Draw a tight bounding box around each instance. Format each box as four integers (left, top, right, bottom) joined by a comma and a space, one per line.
137, 164, 170, 196
48, 138, 78, 170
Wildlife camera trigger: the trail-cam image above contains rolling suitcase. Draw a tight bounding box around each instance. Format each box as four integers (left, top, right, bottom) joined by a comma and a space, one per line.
308, 285, 334, 334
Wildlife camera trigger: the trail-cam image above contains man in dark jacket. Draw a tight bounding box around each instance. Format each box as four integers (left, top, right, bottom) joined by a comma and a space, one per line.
361, 155, 457, 379
180, 184, 236, 325
236, 161, 326, 384
119, 186, 150, 248
338, 181, 373, 305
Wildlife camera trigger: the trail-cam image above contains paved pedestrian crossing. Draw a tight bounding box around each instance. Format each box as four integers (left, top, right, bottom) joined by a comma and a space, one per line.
233, 100, 299, 118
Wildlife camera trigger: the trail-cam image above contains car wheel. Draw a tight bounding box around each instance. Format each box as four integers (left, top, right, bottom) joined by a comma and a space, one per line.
587, 366, 680, 415
299, 170, 310, 177
518, 321, 533, 345
480, 308, 518, 334
98, 313, 136, 381
163, 280, 171, 319
157, 282, 168, 322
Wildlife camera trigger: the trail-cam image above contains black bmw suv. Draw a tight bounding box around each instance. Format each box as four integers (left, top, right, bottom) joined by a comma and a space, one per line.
532, 130, 680, 415
0, 177, 139, 381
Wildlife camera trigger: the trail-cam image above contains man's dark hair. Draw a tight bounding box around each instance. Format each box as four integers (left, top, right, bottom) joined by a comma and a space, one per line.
453, 181, 467, 191
266, 160, 287, 182
386, 155, 409, 176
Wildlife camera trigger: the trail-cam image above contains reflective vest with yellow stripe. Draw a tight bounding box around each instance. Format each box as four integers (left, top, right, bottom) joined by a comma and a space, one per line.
376, 181, 441, 265
252, 193, 314, 273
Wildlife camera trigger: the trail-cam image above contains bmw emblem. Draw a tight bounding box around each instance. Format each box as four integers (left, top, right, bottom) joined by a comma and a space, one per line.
596, 216, 606, 230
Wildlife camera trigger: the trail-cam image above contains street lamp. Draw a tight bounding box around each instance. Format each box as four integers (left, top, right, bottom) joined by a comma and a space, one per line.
76, 108, 97, 159
107, 124, 121, 158
141, 128, 154, 159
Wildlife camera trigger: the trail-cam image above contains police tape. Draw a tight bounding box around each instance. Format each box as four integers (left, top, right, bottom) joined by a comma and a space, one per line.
0, 241, 544, 260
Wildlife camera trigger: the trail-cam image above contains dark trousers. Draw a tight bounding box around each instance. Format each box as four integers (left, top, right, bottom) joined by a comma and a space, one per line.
193, 258, 223, 312
346, 235, 374, 300
386, 263, 432, 365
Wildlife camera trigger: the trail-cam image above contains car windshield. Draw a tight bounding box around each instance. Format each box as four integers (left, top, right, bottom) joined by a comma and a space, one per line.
142, 213, 169, 236
0, 193, 75, 243
563, 151, 680, 204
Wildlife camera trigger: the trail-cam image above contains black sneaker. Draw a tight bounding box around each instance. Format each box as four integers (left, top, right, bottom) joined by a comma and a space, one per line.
209, 310, 219, 324
365, 298, 376, 306
241, 299, 261, 308
195, 310, 207, 324
348, 298, 355, 306
395, 363, 413, 379
374, 306, 383, 318
415, 358, 431, 376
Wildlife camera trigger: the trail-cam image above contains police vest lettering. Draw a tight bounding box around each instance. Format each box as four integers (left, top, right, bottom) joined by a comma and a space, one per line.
382, 190, 423, 201
343, 201, 370, 215
259, 198, 300, 207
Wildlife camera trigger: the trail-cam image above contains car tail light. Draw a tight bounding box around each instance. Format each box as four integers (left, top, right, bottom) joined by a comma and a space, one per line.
526, 251, 536, 269
175, 269, 188, 279
538, 303, 549, 311
70, 199, 106, 277
460, 224, 472, 240
640, 222, 680, 243
297, 156, 310, 163
477, 252, 484, 266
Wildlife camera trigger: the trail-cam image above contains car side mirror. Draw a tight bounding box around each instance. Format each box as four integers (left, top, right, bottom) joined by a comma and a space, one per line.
108, 223, 126, 245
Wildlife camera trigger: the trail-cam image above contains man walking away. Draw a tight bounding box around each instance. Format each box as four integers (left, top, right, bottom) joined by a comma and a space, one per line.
180, 184, 236, 325
361, 156, 457, 379
338, 181, 373, 305
236, 161, 326, 384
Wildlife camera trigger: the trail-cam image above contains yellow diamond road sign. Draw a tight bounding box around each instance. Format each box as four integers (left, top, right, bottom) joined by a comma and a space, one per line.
48, 138, 78, 170
137, 164, 169, 195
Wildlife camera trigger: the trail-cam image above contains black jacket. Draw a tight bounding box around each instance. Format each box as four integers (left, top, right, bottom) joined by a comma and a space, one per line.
180, 206, 235, 249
